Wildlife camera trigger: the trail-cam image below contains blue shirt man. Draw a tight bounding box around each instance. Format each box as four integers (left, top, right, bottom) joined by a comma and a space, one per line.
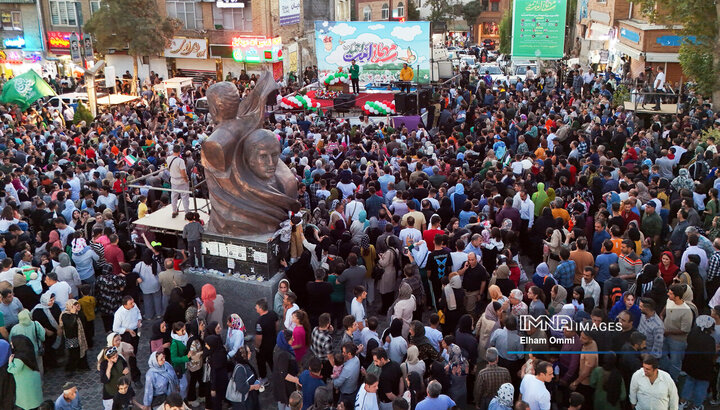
416, 381, 456, 410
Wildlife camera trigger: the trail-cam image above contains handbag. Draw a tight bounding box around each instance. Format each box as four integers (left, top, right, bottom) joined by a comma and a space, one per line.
202, 359, 211, 383
226, 364, 256, 402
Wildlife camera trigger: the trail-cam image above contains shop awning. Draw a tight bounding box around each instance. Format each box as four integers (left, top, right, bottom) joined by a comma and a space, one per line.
644, 52, 679, 63
613, 42, 642, 60
585, 23, 612, 41
97, 94, 140, 105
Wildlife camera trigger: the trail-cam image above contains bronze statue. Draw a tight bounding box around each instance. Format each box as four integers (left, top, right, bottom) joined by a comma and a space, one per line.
201, 72, 298, 236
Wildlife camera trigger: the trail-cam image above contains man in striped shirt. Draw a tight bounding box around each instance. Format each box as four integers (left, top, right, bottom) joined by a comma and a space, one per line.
619, 240, 643, 282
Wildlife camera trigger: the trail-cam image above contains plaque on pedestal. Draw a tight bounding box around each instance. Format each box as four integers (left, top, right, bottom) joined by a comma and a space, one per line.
200, 232, 281, 279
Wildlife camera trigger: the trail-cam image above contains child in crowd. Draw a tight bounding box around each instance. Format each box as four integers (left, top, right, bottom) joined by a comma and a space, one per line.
112, 376, 143, 410
331, 352, 345, 379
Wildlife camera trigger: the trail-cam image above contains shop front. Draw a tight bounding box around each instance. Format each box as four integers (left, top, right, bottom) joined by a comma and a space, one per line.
210, 35, 283, 82
163, 37, 215, 83
46, 31, 87, 77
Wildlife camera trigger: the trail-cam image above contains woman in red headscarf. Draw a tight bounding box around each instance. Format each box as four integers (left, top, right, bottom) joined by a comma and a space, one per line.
198, 284, 224, 325
658, 251, 680, 286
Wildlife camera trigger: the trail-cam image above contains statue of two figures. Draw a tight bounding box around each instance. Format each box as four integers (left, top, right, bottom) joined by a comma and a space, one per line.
201, 72, 298, 237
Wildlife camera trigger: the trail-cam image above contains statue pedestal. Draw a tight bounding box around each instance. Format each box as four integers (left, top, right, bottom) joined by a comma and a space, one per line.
200, 232, 282, 279
184, 268, 283, 331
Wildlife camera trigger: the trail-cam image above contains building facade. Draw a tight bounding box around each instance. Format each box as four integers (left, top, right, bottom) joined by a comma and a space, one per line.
355, 0, 407, 22
0, 0, 50, 76
577, 0, 684, 83
474, 0, 509, 44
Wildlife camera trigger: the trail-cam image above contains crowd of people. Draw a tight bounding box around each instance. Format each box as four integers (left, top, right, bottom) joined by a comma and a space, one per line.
0, 57, 715, 410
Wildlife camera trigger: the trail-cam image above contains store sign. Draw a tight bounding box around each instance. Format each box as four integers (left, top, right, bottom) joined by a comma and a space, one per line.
620, 28, 640, 43
279, 0, 300, 26
163, 37, 208, 59
217, 0, 244, 8
3, 36, 25, 48
0, 50, 41, 64
511, 0, 568, 59
232, 36, 283, 63
48, 31, 83, 49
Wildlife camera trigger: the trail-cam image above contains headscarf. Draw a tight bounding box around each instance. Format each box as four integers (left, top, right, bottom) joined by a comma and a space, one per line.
535, 262, 551, 278
60, 299, 87, 357
531, 182, 548, 216
549, 285, 568, 314
147, 351, 179, 392
543, 188, 556, 211
302, 169, 313, 186
448, 343, 467, 369
358, 210, 369, 230
409, 321, 431, 348
495, 264, 510, 279
58, 252, 71, 268
31, 292, 58, 330
406, 345, 420, 365
228, 313, 245, 332
671, 168, 695, 191
658, 251, 679, 285
171, 328, 189, 346
636, 182, 652, 203
201, 284, 217, 314
150, 320, 170, 344
71, 237, 88, 254
398, 282, 412, 300
457, 314, 473, 334
276, 330, 295, 357
206, 321, 219, 337
359, 234, 370, 250
495, 383, 515, 407
389, 318, 403, 338
443, 275, 462, 311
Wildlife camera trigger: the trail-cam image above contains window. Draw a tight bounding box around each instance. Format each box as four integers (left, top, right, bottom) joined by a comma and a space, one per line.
166, 0, 203, 30
49, 0, 77, 26
212, 4, 252, 31
396, 2, 404, 17
363, 6, 371, 21
90, 0, 101, 14
491, 1, 498, 11
381, 3, 389, 19
10, 11, 20, 30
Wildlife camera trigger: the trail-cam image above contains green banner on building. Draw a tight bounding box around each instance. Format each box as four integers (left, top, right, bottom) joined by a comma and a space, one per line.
511, 0, 568, 59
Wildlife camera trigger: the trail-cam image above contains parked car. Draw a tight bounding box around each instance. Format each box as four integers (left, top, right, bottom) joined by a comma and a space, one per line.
46, 93, 89, 113
482, 39, 496, 50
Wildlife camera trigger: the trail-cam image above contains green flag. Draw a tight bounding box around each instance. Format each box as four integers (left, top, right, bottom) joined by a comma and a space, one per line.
0, 70, 56, 111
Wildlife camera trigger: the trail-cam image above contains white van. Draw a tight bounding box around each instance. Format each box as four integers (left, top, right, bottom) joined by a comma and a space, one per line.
46, 93, 89, 113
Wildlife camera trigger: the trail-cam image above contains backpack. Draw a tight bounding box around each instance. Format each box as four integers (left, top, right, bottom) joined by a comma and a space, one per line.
609, 284, 623, 306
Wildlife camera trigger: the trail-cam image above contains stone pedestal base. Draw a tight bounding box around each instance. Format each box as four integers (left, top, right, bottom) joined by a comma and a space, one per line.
184, 270, 284, 331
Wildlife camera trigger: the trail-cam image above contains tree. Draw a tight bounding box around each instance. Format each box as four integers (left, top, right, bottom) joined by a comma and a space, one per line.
635, 0, 719, 103
73, 101, 94, 125
428, 0, 453, 25
498, 3, 512, 55
85, 0, 181, 95
408, 0, 420, 20
460, 0, 483, 32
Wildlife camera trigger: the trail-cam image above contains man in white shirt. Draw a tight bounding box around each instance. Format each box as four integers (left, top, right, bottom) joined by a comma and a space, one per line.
652, 66, 666, 110
345, 196, 365, 222
113, 295, 143, 353
513, 190, 535, 229
355, 373, 380, 410
44, 272, 71, 309
629, 356, 678, 410
519, 360, 553, 410
399, 217, 422, 245
350, 285, 367, 331
283, 292, 299, 331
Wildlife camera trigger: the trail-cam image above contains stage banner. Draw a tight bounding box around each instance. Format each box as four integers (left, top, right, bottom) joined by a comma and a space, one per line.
511, 0, 567, 59
314, 21, 431, 86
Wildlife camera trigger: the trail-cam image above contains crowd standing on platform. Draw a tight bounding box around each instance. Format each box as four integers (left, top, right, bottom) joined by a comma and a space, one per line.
0, 60, 715, 410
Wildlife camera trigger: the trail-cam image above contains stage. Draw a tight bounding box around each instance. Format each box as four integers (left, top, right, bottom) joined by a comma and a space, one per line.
307, 90, 396, 109
133, 198, 210, 233
623, 102, 678, 115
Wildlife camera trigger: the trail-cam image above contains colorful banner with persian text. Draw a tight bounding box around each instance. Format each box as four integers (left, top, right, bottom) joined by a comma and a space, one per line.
314, 21, 430, 86
511, 0, 567, 59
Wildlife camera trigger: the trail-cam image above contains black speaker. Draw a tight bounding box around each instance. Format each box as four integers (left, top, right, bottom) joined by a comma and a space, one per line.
418, 89, 431, 109
405, 93, 417, 114
266, 89, 279, 106
333, 93, 355, 112
394, 92, 407, 113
